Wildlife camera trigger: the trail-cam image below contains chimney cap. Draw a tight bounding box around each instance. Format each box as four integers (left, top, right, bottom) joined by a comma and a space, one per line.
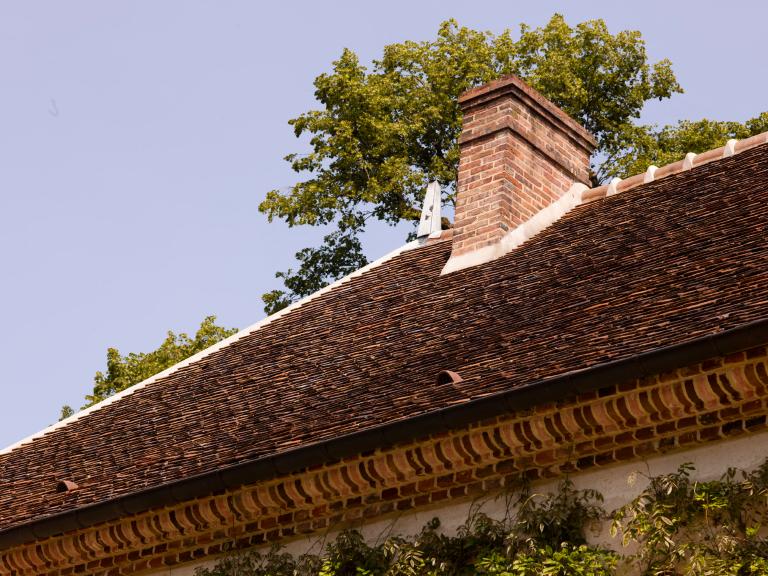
459, 75, 597, 151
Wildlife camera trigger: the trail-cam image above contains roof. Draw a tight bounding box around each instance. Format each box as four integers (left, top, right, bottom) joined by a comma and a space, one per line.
3, 142, 768, 539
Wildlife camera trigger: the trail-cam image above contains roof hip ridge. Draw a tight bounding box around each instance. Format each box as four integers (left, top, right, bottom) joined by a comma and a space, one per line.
0, 240, 421, 457
583, 131, 768, 203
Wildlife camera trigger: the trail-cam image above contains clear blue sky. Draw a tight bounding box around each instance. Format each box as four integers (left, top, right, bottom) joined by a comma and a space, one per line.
1, 0, 765, 448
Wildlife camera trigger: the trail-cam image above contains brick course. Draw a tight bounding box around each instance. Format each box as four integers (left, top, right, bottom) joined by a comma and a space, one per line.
4, 349, 768, 576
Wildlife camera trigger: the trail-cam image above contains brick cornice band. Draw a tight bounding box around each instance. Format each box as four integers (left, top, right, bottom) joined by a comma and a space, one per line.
458, 121, 590, 184
3, 349, 768, 576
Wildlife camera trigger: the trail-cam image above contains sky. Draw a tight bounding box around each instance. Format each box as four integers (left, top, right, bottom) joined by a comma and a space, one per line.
0, 0, 766, 448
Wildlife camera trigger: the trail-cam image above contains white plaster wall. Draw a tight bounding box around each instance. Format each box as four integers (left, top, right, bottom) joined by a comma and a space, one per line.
147, 430, 768, 575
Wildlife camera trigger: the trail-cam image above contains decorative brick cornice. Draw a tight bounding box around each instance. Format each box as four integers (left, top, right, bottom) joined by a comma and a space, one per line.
3, 348, 768, 575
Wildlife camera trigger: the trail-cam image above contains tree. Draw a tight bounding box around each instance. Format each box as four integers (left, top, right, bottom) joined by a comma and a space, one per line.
259, 15, 766, 315
614, 113, 768, 177
259, 14, 683, 314
60, 316, 237, 418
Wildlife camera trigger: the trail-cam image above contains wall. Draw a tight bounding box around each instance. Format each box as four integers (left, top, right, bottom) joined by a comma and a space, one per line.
155, 428, 768, 575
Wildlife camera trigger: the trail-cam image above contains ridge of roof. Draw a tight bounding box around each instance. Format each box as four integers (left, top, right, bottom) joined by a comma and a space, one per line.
0, 239, 421, 457
584, 131, 768, 203
442, 131, 768, 275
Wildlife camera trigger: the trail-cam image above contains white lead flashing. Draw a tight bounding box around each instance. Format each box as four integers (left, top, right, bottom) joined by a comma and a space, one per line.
416, 181, 443, 239
441, 183, 588, 275
1, 240, 421, 457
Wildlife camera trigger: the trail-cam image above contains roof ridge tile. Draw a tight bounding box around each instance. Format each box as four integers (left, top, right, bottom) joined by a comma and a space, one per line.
584, 131, 768, 203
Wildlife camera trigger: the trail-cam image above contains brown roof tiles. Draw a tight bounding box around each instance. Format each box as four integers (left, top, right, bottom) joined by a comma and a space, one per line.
3, 143, 768, 535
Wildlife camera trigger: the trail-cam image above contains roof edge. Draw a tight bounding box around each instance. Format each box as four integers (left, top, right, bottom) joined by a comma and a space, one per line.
3, 318, 768, 550
0, 240, 421, 457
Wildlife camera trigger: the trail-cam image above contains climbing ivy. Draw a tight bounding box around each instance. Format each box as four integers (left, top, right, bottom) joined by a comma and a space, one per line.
197, 461, 768, 576
197, 479, 614, 576
612, 460, 768, 575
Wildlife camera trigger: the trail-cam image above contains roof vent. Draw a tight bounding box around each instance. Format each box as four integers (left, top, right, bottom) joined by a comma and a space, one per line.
56, 480, 78, 493
437, 370, 463, 386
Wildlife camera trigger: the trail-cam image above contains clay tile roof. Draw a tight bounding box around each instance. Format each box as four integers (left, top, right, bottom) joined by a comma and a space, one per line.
3, 142, 768, 536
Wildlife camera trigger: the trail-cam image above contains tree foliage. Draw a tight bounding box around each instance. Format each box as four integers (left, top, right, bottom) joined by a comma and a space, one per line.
60, 316, 237, 418
259, 14, 684, 314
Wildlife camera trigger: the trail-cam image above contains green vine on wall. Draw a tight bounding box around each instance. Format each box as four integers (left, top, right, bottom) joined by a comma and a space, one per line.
612, 460, 768, 575
197, 461, 768, 576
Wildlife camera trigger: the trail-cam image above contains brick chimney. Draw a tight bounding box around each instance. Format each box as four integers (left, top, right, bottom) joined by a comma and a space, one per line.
443, 75, 597, 274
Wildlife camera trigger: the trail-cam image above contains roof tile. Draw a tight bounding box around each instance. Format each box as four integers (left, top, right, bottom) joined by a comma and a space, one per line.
2, 144, 768, 533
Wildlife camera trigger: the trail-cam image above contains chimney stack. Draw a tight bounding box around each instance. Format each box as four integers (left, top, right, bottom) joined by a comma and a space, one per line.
443, 76, 597, 273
